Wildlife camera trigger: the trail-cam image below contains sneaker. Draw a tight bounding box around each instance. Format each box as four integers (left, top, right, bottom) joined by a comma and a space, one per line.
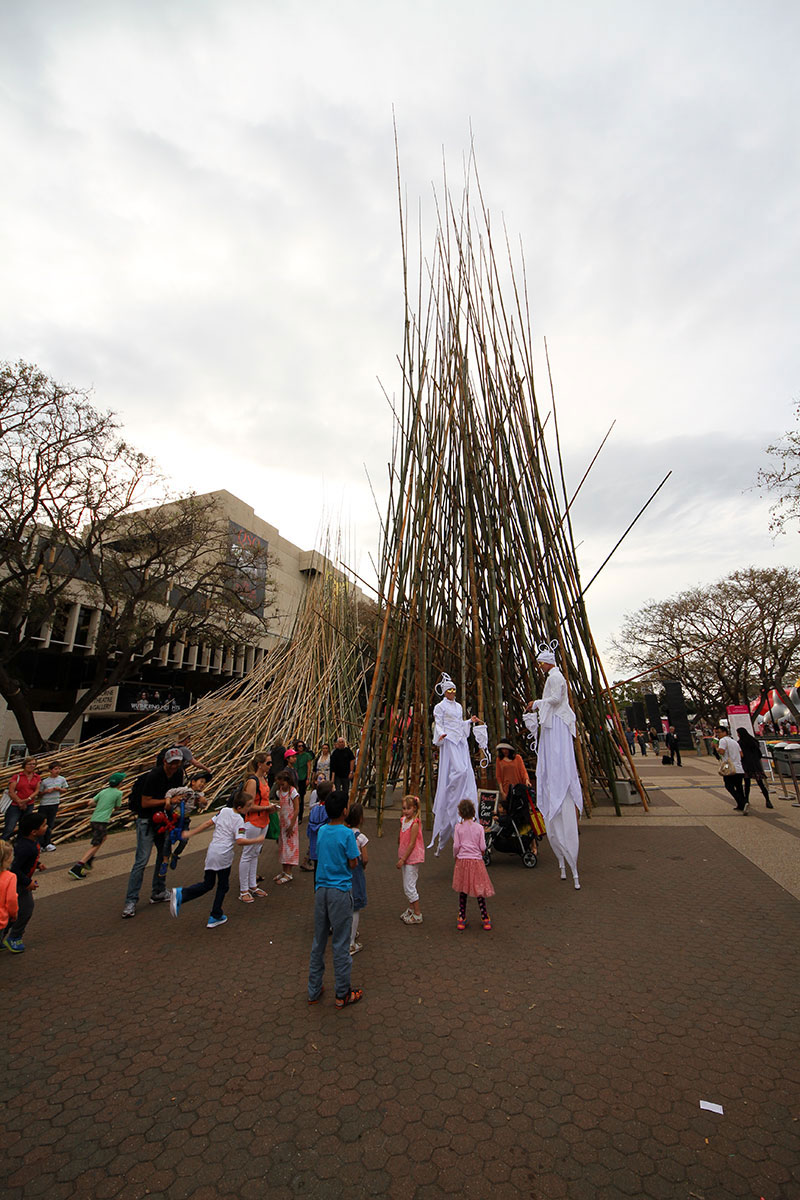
68, 863, 87, 880
207, 914, 228, 928
1, 936, 24, 953
766, 799, 774, 809
84, 859, 93, 870
170, 887, 182, 917
457, 917, 467, 931
45, 843, 57, 852
149, 891, 170, 904
122, 901, 136, 918
482, 916, 492, 931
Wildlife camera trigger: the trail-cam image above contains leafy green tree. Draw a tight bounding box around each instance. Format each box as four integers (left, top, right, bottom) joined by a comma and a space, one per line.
609, 567, 800, 722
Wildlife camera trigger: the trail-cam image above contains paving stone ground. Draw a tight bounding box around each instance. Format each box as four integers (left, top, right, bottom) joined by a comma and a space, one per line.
3, 762, 799, 1200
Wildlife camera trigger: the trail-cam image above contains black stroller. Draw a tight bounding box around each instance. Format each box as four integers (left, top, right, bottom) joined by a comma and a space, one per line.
483, 783, 540, 869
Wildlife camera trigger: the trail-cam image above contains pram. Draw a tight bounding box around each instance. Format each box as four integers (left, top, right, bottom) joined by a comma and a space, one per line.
483, 783, 541, 869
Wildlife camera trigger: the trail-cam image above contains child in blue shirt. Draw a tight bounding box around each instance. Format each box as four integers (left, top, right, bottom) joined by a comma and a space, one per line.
307, 791, 363, 1009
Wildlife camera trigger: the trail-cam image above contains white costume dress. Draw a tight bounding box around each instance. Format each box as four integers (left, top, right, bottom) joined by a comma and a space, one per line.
429, 697, 478, 854
523, 665, 583, 882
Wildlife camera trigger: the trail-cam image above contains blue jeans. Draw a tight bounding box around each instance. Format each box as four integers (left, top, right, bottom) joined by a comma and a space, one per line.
308, 886, 353, 1000
181, 867, 231, 919
124, 819, 166, 905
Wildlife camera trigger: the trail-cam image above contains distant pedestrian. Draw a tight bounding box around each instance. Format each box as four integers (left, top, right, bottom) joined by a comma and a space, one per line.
2, 757, 41, 840
293, 741, 315, 822
307, 791, 363, 1008
665, 726, 682, 767
397, 794, 424, 925
36, 760, 69, 852
636, 731, 647, 756
313, 743, 332, 781
716, 725, 747, 813
68, 772, 126, 879
170, 789, 265, 929
453, 799, 494, 931
273, 771, 300, 884
737, 727, 773, 809
624, 728, 636, 756
330, 737, 356, 798
1, 810, 47, 952
269, 738, 288, 785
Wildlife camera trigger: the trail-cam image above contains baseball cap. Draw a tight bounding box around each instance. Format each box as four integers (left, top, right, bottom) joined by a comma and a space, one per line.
164, 748, 184, 764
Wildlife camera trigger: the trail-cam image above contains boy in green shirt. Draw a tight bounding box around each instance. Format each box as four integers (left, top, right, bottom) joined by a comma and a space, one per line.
68, 772, 126, 879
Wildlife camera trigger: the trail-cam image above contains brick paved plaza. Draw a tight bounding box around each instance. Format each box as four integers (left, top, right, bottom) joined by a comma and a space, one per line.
3, 754, 799, 1200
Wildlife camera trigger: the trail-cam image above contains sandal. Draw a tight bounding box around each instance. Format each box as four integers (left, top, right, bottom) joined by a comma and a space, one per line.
239, 892, 254, 904
335, 988, 364, 1009
308, 986, 325, 1005
250, 887, 268, 898
276, 873, 293, 885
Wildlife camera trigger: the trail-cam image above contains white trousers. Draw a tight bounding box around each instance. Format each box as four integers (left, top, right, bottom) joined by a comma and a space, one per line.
546, 799, 580, 877
238, 821, 263, 892
402, 864, 420, 903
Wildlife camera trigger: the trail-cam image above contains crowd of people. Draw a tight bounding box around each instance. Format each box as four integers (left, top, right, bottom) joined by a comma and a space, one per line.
1, 671, 787, 988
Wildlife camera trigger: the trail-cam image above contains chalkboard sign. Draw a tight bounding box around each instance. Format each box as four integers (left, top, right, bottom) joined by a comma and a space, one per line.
478, 789, 499, 826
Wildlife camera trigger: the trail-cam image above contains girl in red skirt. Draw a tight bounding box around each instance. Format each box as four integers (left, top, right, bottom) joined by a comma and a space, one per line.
453, 798, 494, 930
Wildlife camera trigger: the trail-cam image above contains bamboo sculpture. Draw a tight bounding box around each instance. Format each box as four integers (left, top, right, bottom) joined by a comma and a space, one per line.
351, 149, 645, 829
4, 544, 372, 844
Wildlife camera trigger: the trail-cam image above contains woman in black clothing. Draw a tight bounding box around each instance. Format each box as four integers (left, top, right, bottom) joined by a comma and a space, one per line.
737, 727, 773, 808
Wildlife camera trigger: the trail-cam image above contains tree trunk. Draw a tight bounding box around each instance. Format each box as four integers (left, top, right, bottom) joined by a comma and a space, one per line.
0, 665, 46, 752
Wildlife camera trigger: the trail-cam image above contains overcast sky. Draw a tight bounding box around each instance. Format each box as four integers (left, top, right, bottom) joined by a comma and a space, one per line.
1, 0, 798, 671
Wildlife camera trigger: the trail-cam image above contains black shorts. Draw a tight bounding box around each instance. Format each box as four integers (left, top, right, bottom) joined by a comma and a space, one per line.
89, 821, 109, 847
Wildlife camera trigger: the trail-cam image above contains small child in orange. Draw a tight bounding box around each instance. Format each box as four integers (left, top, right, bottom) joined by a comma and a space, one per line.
0, 838, 19, 941
397, 794, 425, 924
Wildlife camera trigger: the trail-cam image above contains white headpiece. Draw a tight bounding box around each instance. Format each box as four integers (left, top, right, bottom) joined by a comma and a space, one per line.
436, 672, 457, 696
536, 639, 559, 666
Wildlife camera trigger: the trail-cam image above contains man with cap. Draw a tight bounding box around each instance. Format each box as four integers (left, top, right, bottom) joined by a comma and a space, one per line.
121, 748, 185, 917
523, 644, 584, 889
429, 673, 481, 854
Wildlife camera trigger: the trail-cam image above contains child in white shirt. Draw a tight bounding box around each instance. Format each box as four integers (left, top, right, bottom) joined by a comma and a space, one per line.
169, 790, 264, 928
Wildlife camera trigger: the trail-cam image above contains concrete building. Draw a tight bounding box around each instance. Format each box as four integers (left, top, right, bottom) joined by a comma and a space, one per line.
0, 490, 357, 763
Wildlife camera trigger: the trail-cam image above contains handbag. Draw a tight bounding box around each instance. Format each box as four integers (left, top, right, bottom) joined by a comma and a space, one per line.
529, 803, 546, 838
0, 789, 11, 815
266, 809, 280, 841
719, 760, 736, 777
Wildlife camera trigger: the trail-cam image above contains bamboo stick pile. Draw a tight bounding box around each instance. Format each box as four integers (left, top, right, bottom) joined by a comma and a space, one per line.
352, 154, 644, 829
8, 543, 372, 844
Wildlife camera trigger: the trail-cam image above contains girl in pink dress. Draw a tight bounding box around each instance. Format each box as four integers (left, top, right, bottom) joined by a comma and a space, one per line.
452, 798, 494, 931
274, 771, 300, 884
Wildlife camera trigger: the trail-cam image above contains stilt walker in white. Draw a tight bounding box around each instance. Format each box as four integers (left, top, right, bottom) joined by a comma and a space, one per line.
429, 673, 481, 855
523, 642, 584, 889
